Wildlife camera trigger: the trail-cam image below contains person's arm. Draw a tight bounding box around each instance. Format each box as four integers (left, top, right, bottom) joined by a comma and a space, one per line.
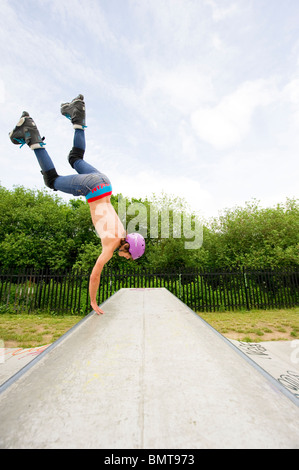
89, 249, 113, 315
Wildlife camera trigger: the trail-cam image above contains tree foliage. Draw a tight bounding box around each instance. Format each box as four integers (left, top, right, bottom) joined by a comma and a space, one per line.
0, 184, 298, 272
201, 198, 299, 269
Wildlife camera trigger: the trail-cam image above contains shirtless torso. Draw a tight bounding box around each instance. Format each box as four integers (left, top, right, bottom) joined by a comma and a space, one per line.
88, 196, 129, 315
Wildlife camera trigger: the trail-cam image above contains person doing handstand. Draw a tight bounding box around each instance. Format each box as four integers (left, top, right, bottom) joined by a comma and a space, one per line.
9, 94, 145, 315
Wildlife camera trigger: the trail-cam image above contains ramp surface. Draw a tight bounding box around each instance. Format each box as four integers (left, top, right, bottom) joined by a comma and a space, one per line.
0, 288, 299, 449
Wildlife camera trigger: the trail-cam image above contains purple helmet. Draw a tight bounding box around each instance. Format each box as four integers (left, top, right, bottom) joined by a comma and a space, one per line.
126, 233, 145, 260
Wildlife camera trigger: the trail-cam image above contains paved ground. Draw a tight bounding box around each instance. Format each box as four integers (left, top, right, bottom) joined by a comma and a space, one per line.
0, 344, 51, 385
0, 288, 299, 449
230, 339, 299, 400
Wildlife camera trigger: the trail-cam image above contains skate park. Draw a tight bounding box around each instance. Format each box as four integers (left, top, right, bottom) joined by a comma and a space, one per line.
0, 288, 299, 449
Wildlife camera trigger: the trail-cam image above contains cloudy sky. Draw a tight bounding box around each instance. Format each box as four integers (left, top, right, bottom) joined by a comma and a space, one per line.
1, 0, 299, 219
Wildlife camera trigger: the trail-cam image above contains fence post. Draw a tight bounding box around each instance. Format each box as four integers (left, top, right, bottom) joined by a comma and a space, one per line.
178, 272, 182, 300
242, 267, 250, 310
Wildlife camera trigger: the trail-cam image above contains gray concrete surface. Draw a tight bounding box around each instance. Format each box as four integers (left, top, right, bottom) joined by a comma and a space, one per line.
230, 340, 299, 400
0, 345, 50, 386
0, 288, 299, 449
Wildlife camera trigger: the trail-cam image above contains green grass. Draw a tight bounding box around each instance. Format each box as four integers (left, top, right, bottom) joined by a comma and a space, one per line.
1, 307, 298, 348
198, 307, 299, 343
0, 313, 83, 348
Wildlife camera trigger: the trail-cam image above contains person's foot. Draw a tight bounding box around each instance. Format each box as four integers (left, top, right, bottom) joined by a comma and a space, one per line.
9, 112, 45, 149
61, 94, 86, 129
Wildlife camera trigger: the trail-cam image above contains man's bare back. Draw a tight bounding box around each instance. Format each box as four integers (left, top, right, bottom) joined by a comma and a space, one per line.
89, 196, 126, 242
88, 196, 130, 315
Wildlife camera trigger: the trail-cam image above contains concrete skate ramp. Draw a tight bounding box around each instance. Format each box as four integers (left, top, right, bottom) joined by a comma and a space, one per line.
0, 288, 299, 449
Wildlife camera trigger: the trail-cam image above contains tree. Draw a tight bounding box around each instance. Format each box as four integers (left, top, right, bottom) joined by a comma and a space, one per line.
202, 198, 299, 269
0, 184, 297, 271
0, 185, 96, 270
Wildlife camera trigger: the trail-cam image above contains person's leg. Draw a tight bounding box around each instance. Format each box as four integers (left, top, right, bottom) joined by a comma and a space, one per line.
53, 172, 103, 197
62, 95, 102, 176
33, 146, 103, 197
65, 128, 112, 200
33, 134, 111, 198
69, 129, 112, 196
9, 110, 93, 195
34, 148, 59, 190
32, 147, 78, 194
62, 96, 112, 192
68, 129, 100, 175
9, 96, 112, 197
9, 111, 59, 189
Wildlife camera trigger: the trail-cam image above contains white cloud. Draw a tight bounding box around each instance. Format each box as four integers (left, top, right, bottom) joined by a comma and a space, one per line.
280, 78, 299, 137
178, 121, 199, 162
112, 168, 212, 215
0, 80, 5, 103
142, 64, 214, 115
283, 79, 299, 104
205, 0, 239, 22
130, 0, 207, 51
42, 0, 117, 45
191, 79, 277, 149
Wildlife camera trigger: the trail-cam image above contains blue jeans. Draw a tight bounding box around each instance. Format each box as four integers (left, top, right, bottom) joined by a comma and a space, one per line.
34, 129, 112, 198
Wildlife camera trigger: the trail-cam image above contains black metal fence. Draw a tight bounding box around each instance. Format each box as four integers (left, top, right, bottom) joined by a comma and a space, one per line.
0, 267, 298, 315
0, 268, 90, 315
